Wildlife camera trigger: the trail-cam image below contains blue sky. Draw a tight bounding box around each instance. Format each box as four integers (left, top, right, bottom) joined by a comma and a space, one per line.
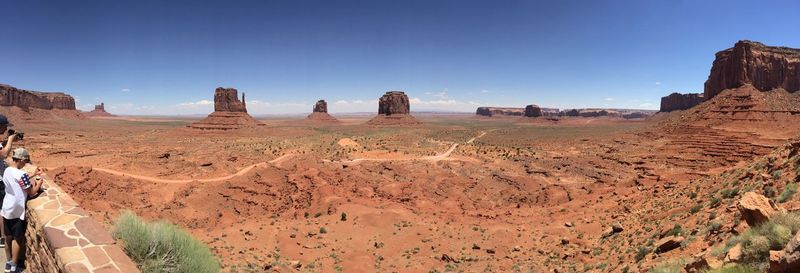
2, 0, 799, 115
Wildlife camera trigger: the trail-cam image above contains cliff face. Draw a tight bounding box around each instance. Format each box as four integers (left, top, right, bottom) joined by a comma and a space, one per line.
377, 91, 411, 115
704, 40, 800, 100
214, 87, 247, 112
0, 84, 77, 110
660, 93, 705, 112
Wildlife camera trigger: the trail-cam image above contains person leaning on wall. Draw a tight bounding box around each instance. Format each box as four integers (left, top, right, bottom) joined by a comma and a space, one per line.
0, 114, 22, 250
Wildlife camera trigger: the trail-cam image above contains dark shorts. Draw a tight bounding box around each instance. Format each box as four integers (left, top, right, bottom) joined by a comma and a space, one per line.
3, 217, 27, 239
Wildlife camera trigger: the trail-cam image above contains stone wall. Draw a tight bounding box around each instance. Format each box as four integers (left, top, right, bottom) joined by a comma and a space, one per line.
24, 177, 140, 273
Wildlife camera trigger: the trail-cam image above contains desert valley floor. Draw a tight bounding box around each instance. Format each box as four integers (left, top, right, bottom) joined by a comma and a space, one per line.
15, 110, 800, 273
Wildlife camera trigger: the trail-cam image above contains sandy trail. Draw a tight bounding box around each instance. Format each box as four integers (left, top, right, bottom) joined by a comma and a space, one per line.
56, 153, 295, 184
330, 130, 490, 165
55, 130, 489, 183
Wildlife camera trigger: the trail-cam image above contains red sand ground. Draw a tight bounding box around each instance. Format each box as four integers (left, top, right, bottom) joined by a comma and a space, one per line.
12, 93, 800, 272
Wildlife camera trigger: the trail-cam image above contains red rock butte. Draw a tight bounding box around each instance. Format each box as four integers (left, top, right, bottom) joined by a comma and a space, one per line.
366, 91, 421, 125
306, 99, 339, 122
659, 93, 705, 112
523, 104, 543, 117
0, 83, 83, 120
188, 87, 262, 130
704, 40, 800, 99
84, 102, 114, 117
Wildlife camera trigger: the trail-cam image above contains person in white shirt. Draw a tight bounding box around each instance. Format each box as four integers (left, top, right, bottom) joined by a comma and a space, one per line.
0, 114, 20, 251
2, 148, 42, 273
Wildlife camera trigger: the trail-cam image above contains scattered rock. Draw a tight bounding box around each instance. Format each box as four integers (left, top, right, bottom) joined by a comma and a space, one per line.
612, 222, 624, 233
560, 237, 570, 245
655, 236, 684, 253
769, 231, 800, 272
725, 243, 743, 263
737, 191, 781, 226
564, 222, 574, 228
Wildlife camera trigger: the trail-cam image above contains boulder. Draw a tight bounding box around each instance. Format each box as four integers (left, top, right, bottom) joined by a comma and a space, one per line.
654, 236, 684, 253
659, 92, 705, 112
769, 231, 800, 273
704, 40, 800, 100
725, 243, 743, 263
524, 104, 542, 117
737, 191, 781, 226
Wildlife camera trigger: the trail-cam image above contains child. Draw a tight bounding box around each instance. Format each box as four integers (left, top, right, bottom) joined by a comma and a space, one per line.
2, 148, 42, 273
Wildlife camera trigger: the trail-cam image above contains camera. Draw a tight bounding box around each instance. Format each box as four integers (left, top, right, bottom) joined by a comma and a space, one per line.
7, 129, 24, 140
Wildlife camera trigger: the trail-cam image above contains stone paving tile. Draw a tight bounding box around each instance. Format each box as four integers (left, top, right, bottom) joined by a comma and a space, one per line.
44, 227, 78, 249
83, 246, 111, 268
75, 217, 115, 245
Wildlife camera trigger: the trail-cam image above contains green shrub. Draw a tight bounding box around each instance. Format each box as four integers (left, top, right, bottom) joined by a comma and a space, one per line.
778, 183, 797, 203
114, 211, 221, 273
704, 264, 759, 273
710, 197, 722, 208
690, 204, 702, 214
726, 212, 800, 263
664, 224, 683, 237
721, 188, 739, 199
635, 246, 650, 262
649, 259, 685, 273
772, 170, 783, 180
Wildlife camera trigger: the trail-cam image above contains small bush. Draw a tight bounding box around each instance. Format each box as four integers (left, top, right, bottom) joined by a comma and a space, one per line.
710, 197, 722, 208
690, 204, 702, 214
726, 212, 800, 263
778, 183, 798, 203
708, 221, 722, 233
721, 188, 739, 199
772, 170, 783, 180
664, 224, 683, 237
649, 259, 685, 273
704, 264, 759, 273
341, 212, 347, 221
114, 211, 221, 273
635, 246, 650, 262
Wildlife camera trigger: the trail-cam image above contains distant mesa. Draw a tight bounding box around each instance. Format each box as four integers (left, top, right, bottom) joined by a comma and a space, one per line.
523, 104, 543, 117
366, 91, 421, 126
188, 87, 262, 130
668, 40, 800, 126
0, 83, 83, 120
84, 103, 114, 117
477, 106, 559, 117
476, 107, 523, 117
306, 100, 339, 122
704, 40, 800, 100
659, 92, 705, 112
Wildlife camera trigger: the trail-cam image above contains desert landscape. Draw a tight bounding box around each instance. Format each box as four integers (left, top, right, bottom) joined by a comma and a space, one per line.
1, 40, 799, 272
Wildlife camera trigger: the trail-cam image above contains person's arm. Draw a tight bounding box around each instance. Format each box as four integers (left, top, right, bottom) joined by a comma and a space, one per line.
25, 169, 44, 196
0, 134, 16, 158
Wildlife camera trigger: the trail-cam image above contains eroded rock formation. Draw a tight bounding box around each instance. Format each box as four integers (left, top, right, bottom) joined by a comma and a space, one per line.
214, 87, 247, 112
85, 103, 114, 117
307, 100, 339, 122
660, 93, 705, 112
524, 104, 542, 117
189, 87, 261, 130
0, 84, 77, 110
704, 40, 800, 100
367, 91, 421, 125
313, 100, 327, 113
